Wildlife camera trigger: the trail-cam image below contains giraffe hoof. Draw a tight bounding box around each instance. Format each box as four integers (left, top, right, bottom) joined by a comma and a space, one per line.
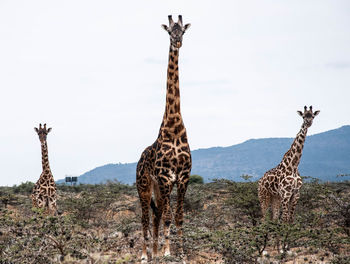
141, 254, 147, 263
164, 249, 171, 257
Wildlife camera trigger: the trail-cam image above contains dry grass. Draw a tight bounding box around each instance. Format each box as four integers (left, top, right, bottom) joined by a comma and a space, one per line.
0, 179, 349, 263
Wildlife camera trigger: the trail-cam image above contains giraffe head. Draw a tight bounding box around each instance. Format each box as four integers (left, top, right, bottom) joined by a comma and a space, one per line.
34, 123, 52, 143
162, 15, 191, 49
297, 106, 320, 127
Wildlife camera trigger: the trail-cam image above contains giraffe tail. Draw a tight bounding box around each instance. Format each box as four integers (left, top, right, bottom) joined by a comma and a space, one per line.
150, 198, 159, 217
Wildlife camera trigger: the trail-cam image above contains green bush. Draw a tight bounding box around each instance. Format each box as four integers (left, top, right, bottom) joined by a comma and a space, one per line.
183, 184, 205, 213
13, 181, 35, 195
0, 192, 18, 208
224, 175, 261, 226
1, 178, 350, 263
189, 175, 204, 185
325, 182, 350, 237
0, 209, 91, 263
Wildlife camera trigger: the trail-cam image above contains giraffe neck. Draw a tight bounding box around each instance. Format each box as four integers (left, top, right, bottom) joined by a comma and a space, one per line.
280, 122, 308, 170
162, 45, 182, 125
41, 141, 51, 173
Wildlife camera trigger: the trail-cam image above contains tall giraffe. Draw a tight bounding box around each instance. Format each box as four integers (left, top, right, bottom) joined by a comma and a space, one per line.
136, 15, 191, 263
32, 123, 57, 215
258, 106, 320, 223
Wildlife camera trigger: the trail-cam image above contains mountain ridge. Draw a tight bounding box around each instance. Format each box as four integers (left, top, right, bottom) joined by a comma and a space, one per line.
57, 125, 350, 184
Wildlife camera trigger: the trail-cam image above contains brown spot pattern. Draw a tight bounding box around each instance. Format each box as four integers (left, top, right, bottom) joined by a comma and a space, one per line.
136, 43, 191, 260
258, 122, 314, 223
32, 124, 57, 216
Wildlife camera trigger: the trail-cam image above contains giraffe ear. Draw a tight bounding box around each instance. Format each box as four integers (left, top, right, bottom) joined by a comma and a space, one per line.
47, 128, 52, 133
34, 127, 39, 133
297, 111, 303, 117
314, 110, 320, 116
161, 24, 169, 32
184, 23, 191, 32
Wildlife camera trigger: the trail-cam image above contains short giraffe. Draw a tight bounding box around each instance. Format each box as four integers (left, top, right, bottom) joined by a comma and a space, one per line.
258, 106, 320, 223
136, 15, 191, 263
32, 123, 57, 215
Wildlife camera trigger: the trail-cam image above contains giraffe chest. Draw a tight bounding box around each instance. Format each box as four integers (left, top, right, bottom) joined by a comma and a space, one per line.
262, 169, 301, 195
151, 139, 191, 179
280, 174, 302, 190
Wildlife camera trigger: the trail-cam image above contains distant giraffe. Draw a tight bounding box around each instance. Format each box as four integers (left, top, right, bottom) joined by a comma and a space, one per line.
136, 15, 191, 263
258, 106, 320, 223
32, 123, 57, 215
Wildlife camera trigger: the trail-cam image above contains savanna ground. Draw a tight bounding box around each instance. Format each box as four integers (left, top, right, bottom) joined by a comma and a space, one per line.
0, 176, 350, 264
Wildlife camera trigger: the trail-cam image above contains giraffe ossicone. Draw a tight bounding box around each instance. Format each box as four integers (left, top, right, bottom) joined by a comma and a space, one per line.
258, 106, 320, 223
136, 15, 192, 263
32, 123, 57, 216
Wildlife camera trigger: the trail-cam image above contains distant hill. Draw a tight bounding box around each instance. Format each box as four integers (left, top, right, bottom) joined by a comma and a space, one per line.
57, 125, 350, 185
57, 163, 137, 185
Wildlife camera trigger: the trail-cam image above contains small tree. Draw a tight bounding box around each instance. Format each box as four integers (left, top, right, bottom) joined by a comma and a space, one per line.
13, 181, 35, 195
189, 175, 204, 185
326, 182, 350, 237
225, 175, 261, 226
0, 191, 17, 208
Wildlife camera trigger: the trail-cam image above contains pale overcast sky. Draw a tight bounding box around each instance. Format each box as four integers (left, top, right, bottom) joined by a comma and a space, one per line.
0, 0, 349, 186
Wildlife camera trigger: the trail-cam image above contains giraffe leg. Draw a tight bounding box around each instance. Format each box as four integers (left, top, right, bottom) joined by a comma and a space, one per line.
48, 197, 57, 216
271, 195, 281, 221
137, 184, 152, 263
36, 193, 45, 209
152, 190, 163, 259
288, 191, 300, 223
43, 196, 50, 215
162, 194, 172, 257
175, 173, 189, 256
47, 184, 57, 215
31, 184, 39, 208
152, 172, 173, 257
258, 186, 271, 219
31, 193, 37, 208
141, 198, 151, 263
281, 192, 292, 222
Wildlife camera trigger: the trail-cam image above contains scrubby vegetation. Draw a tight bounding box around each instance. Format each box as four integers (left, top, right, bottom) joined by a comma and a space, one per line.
189, 174, 204, 185
0, 178, 350, 263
